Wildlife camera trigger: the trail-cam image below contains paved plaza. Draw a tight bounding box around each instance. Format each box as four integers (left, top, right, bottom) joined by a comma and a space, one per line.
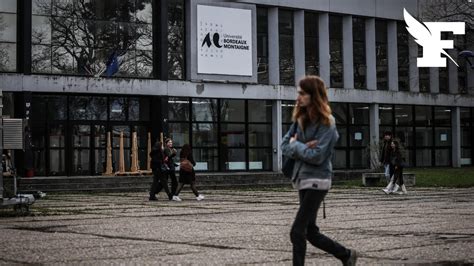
0, 187, 473, 265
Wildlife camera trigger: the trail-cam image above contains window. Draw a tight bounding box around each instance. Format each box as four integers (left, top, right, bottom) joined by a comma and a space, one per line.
460, 108, 473, 165
353, 17, 366, 89
279, 10, 294, 85
397, 22, 409, 91
375, 20, 388, 90
0, 1, 17, 72
305, 12, 319, 76
418, 48, 430, 93
329, 15, 343, 88
168, 0, 184, 79
32, 0, 153, 77
257, 7, 269, 84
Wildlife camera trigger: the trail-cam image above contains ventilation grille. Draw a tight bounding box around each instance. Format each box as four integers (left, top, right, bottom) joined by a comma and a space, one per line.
3, 119, 24, 150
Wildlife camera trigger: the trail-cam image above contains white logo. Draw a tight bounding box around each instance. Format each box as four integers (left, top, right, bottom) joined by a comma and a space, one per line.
404, 8, 465, 67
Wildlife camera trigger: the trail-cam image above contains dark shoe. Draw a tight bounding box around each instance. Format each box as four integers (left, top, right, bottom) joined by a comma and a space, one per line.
343, 250, 357, 266
149, 196, 158, 201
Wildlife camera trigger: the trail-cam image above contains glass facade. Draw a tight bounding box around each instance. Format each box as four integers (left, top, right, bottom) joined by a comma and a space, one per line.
279, 9, 294, 85
168, 98, 273, 171
329, 15, 343, 88
257, 7, 269, 84
375, 20, 388, 90
461, 108, 473, 165
168, 0, 185, 79
397, 22, 409, 91
304, 12, 319, 76
31, 0, 153, 77
0, 1, 17, 72
353, 17, 366, 90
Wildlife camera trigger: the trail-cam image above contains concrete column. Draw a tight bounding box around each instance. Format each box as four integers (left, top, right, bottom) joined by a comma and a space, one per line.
342, 15, 354, 89
268, 7, 279, 85
318, 13, 330, 86
365, 18, 376, 91
387, 21, 398, 91
369, 103, 380, 169
294, 10, 305, 84
468, 42, 474, 94
272, 100, 283, 172
409, 38, 419, 92
452, 106, 461, 167
430, 68, 439, 94
448, 50, 459, 94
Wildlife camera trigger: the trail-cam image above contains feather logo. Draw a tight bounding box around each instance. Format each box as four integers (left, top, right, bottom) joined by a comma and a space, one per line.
403, 8, 465, 67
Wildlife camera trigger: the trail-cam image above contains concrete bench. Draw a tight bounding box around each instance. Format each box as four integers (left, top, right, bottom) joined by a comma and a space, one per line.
362, 173, 415, 187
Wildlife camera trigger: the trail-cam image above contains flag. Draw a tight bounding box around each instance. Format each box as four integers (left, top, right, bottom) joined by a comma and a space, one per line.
105, 51, 119, 77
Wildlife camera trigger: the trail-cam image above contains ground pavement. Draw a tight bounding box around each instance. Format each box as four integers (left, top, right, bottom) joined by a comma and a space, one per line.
0, 187, 473, 265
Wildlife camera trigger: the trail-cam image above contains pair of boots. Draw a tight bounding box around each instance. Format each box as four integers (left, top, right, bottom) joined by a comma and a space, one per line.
382, 177, 407, 195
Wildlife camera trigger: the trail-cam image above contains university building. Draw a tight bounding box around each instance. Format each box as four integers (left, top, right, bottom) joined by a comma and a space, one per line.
0, 0, 473, 177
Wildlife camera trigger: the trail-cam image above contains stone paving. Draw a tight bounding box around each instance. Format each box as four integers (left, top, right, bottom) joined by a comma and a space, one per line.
0, 187, 473, 265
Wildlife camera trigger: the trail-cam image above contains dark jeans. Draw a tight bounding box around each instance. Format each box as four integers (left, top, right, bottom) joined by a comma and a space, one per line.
149, 170, 172, 200
389, 165, 404, 185
291, 189, 350, 266
169, 171, 178, 195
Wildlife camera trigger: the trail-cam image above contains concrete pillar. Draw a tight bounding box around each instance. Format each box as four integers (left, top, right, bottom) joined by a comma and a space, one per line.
468, 42, 474, 95
318, 13, 330, 86
369, 103, 380, 169
430, 68, 439, 94
342, 15, 354, 89
268, 7, 279, 85
448, 50, 459, 94
365, 18, 376, 91
272, 100, 283, 172
409, 38, 419, 92
387, 21, 398, 91
452, 106, 461, 167
294, 10, 305, 84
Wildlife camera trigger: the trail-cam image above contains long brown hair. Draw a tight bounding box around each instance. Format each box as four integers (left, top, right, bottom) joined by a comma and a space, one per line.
292, 75, 332, 127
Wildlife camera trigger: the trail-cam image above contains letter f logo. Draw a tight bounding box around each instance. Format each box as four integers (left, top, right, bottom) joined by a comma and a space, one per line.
404, 8, 465, 67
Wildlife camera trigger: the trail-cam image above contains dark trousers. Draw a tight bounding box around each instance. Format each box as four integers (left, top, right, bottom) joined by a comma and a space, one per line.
169, 171, 178, 195
290, 189, 350, 266
149, 170, 172, 200
176, 182, 199, 197
389, 165, 404, 185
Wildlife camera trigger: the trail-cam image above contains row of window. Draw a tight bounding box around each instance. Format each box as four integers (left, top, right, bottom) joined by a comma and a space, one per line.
1, 2, 471, 91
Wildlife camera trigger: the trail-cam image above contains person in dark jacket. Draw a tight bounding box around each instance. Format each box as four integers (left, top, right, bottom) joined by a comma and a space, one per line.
281, 76, 357, 266
380, 131, 393, 183
173, 144, 204, 201
164, 138, 179, 199
383, 140, 407, 195
149, 141, 172, 201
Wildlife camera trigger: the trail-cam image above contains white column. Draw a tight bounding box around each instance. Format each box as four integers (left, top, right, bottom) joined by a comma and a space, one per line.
268, 7, 279, 85
318, 13, 330, 85
387, 21, 398, 91
452, 106, 461, 167
342, 15, 354, 89
294, 10, 305, 84
272, 100, 283, 171
365, 18, 376, 91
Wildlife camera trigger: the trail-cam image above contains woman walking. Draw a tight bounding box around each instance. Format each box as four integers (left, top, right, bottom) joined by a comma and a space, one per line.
383, 140, 407, 195
281, 76, 357, 266
173, 144, 204, 201
149, 141, 172, 201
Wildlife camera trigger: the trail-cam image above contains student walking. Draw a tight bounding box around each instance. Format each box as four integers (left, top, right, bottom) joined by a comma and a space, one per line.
383, 140, 408, 195
380, 131, 393, 183
164, 138, 179, 198
281, 75, 357, 266
149, 141, 172, 201
173, 144, 204, 201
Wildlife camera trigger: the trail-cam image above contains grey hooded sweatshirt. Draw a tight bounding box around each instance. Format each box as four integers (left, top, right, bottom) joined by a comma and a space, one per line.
281, 115, 339, 191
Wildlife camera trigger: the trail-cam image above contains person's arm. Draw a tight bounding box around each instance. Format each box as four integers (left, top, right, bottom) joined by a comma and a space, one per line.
189, 154, 196, 166
281, 124, 297, 158
287, 124, 338, 166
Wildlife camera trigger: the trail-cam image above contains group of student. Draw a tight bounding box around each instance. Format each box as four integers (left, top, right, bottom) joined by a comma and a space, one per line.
149, 138, 204, 202
380, 131, 408, 195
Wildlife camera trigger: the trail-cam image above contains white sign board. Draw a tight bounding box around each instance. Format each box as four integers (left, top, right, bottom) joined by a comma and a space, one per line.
197, 5, 252, 76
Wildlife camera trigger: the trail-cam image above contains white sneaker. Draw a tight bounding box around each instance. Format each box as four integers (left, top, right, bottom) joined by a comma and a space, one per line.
196, 194, 205, 201
391, 184, 400, 194
398, 184, 408, 195
172, 195, 182, 202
